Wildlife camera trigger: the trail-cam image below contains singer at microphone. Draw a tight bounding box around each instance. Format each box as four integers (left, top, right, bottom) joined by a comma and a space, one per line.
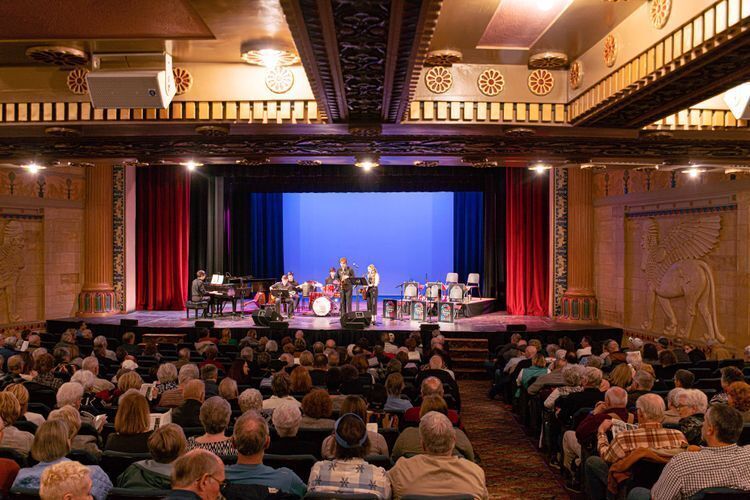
335, 257, 355, 314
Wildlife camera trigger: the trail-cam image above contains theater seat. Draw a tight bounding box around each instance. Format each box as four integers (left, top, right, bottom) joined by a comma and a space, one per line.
401, 495, 474, 500
8, 487, 40, 500
106, 488, 171, 500
100, 451, 151, 483
263, 454, 316, 483
304, 493, 379, 500
690, 487, 750, 499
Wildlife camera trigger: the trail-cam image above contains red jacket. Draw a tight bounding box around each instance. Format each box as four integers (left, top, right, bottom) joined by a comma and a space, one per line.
575, 407, 632, 444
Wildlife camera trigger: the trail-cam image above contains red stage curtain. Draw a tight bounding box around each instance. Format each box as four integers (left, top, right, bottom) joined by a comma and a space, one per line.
505, 168, 549, 316
136, 166, 191, 310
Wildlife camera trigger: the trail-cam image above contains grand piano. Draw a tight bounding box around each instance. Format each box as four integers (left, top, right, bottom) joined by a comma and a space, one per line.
204, 274, 276, 317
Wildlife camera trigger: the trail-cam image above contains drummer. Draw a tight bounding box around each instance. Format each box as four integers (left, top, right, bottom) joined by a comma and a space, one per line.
324, 267, 338, 285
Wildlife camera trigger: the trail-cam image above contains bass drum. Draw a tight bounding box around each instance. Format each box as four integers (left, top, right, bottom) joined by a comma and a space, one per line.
312, 296, 332, 317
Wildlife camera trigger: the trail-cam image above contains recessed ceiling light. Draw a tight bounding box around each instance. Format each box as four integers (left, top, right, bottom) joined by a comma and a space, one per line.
23, 162, 45, 174
180, 160, 203, 171
355, 153, 380, 171
240, 42, 299, 68
528, 162, 552, 174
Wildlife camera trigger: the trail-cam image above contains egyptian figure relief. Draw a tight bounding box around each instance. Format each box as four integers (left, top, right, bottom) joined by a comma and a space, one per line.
639, 215, 725, 343
0, 220, 26, 323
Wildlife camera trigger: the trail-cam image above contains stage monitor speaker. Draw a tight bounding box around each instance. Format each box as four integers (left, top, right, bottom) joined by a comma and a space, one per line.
420, 323, 440, 333
252, 309, 282, 327
120, 319, 138, 327
340, 311, 372, 329
195, 320, 214, 329
506, 324, 527, 332
270, 320, 289, 330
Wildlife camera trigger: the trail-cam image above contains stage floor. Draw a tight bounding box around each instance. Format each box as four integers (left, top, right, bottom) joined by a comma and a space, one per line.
50, 299, 612, 335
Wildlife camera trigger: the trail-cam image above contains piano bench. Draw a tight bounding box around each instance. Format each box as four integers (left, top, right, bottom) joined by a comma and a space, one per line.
186, 301, 209, 318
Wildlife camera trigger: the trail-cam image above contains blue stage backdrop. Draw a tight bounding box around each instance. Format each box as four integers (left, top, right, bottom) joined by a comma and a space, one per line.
283, 192, 455, 294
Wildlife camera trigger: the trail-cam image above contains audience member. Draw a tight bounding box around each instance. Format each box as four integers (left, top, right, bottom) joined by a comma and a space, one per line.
726, 381, 750, 422
238, 389, 263, 414
200, 365, 219, 398
269, 402, 320, 457
38, 461, 92, 500
105, 390, 152, 453
384, 373, 412, 411
673, 369, 695, 389
307, 413, 391, 499
712, 366, 745, 404
166, 449, 225, 500
4, 383, 44, 427
186, 396, 236, 459
263, 372, 301, 411
159, 364, 200, 408
224, 412, 307, 497
118, 424, 187, 489
544, 365, 585, 410
674, 389, 709, 445
322, 396, 388, 459
584, 394, 688, 500
626, 370, 655, 407
300, 389, 335, 429
12, 420, 112, 500
388, 411, 488, 499
156, 363, 179, 395
0, 391, 33, 455
48, 405, 100, 459
556, 367, 604, 426
172, 380, 206, 428
404, 377, 460, 426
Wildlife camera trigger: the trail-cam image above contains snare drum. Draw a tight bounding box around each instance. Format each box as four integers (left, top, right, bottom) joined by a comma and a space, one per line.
323, 284, 337, 296
312, 296, 333, 316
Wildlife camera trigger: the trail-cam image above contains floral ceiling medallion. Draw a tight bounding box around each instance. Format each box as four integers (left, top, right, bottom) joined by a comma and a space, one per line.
604, 34, 618, 67
528, 69, 555, 96
172, 67, 193, 95
569, 61, 583, 90
477, 69, 505, 96
650, 0, 672, 29
425, 66, 453, 94
66, 66, 89, 95
265, 66, 294, 94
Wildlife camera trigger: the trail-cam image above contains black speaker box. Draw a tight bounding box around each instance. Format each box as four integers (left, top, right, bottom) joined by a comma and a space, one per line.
506, 324, 527, 332
420, 323, 440, 333
120, 319, 138, 327
195, 320, 215, 329
270, 320, 289, 330
252, 309, 283, 327
340, 311, 372, 329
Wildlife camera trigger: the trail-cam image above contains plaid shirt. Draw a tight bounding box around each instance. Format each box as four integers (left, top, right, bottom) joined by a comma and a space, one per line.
597, 421, 687, 463
308, 458, 391, 500
651, 444, 750, 500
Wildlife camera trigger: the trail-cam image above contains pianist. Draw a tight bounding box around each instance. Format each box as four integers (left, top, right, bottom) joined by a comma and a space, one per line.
191, 270, 213, 315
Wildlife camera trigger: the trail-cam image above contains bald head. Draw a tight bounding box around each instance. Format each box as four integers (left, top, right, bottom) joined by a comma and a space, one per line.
605, 387, 628, 408
183, 379, 205, 402
421, 376, 444, 397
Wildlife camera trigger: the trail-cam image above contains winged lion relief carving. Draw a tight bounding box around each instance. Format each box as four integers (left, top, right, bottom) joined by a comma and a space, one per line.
639, 214, 725, 343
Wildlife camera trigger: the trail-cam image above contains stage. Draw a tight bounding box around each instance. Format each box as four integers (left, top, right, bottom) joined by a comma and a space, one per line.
46, 297, 622, 347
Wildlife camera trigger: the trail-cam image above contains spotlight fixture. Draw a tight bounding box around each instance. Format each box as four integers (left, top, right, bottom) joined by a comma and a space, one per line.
528, 162, 552, 174
240, 41, 299, 68
180, 160, 203, 171
23, 162, 46, 174
683, 166, 703, 178
355, 154, 380, 171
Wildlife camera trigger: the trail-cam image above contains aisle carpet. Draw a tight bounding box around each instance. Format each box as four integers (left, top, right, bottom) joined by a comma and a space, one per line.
458, 380, 571, 499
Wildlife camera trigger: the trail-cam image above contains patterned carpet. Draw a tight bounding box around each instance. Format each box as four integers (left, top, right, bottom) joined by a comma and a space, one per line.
458, 380, 572, 499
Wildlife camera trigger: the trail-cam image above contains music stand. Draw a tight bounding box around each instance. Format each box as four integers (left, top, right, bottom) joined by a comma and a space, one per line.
425, 282, 442, 323
349, 277, 368, 312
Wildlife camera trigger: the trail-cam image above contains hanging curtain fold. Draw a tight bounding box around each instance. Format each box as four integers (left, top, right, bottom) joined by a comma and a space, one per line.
453, 191, 485, 286
505, 168, 549, 316
136, 166, 191, 310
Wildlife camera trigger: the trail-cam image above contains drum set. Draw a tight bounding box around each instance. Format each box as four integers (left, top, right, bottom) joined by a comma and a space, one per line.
306, 282, 341, 317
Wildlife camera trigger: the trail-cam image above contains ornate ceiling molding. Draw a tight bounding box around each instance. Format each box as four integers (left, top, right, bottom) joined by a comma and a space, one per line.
281, 0, 441, 123
1, 127, 748, 163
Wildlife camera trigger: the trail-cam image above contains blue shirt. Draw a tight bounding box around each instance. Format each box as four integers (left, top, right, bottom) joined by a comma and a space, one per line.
384, 396, 413, 412
12, 458, 112, 500
225, 463, 307, 498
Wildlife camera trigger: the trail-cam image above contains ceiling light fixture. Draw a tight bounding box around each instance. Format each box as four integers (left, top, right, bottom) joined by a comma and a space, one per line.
23, 162, 45, 174
355, 153, 380, 172
180, 160, 203, 171
240, 41, 299, 68
684, 166, 703, 178
538, 0, 556, 11
528, 162, 552, 174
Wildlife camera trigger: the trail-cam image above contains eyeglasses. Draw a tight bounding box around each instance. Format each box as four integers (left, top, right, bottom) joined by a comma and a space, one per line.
204, 474, 227, 489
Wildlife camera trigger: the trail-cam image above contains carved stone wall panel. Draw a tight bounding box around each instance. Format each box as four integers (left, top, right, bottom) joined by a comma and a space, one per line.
0, 211, 43, 324
44, 207, 84, 320
593, 205, 625, 326
0, 167, 84, 201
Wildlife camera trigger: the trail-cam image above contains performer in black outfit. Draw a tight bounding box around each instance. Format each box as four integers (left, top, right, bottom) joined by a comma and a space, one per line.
365, 264, 380, 319
335, 257, 354, 314
286, 271, 301, 313
270, 274, 297, 318
191, 270, 213, 316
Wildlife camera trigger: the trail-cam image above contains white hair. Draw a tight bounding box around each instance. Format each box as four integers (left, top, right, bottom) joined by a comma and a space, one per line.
584, 367, 603, 387
56, 382, 84, 408
81, 356, 99, 373
70, 370, 95, 391
667, 388, 685, 408
605, 386, 628, 408
93, 335, 108, 348
157, 363, 178, 383
238, 389, 263, 413
178, 364, 199, 385
266, 340, 278, 353
272, 402, 301, 437
677, 389, 708, 413
636, 393, 665, 421
419, 411, 455, 455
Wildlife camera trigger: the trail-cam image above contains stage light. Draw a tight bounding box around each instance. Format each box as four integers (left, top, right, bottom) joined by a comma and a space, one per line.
528, 162, 552, 174
538, 0, 555, 11
355, 154, 379, 171
240, 42, 300, 68
23, 162, 45, 174
685, 166, 703, 179
180, 160, 203, 171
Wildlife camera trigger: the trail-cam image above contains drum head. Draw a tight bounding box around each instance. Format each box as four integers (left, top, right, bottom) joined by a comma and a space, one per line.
312, 296, 332, 316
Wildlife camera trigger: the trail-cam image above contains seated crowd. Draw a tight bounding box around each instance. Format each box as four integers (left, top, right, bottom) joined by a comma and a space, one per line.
489, 333, 750, 499
0, 326, 488, 499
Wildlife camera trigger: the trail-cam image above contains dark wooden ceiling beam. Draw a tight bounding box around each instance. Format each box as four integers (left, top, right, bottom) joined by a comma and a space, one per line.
573, 28, 750, 128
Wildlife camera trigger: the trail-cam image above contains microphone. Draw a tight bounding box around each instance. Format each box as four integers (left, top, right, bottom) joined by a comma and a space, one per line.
352, 262, 359, 268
